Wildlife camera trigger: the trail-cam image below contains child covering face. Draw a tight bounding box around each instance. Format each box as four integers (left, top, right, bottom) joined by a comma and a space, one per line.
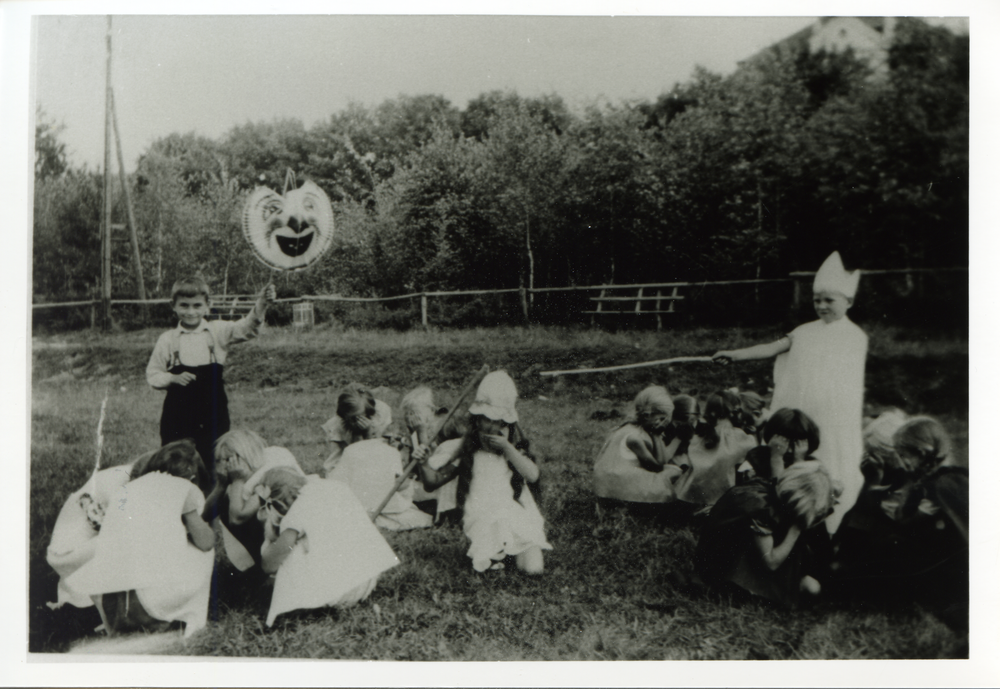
64, 440, 216, 637
592, 386, 685, 505
256, 468, 399, 626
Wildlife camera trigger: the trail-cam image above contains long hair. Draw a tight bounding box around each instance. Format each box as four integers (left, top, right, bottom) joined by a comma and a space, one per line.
455, 415, 538, 510
214, 429, 267, 474
137, 438, 208, 487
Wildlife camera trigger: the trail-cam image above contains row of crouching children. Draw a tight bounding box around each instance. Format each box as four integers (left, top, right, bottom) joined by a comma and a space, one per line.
592, 384, 968, 629
46, 371, 551, 637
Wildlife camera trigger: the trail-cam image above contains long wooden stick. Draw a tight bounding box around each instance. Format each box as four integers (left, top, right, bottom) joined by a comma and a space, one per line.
83, 389, 110, 496
539, 356, 714, 377
370, 364, 489, 522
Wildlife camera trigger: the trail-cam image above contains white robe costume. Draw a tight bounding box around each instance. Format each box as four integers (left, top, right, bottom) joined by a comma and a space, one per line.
266, 477, 399, 626
770, 316, 868, 532
65, 472, 214, 637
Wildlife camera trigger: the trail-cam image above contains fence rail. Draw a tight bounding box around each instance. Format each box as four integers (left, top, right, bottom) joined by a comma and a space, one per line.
32, 266, 968, 330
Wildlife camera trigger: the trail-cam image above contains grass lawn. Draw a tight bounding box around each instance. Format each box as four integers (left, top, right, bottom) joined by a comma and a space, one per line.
28, 323, 969, 660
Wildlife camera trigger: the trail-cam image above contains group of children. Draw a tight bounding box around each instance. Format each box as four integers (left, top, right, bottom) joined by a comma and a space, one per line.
43, 252, 968, 641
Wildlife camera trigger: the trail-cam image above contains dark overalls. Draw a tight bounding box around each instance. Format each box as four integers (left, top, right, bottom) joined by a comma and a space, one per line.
159, 329, 230, 489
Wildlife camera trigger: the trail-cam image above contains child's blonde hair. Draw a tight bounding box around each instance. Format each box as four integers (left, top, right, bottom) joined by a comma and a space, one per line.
634, 386, 674, 430
258, 467, 308, 520
170, 276, 211, 304
893, 416, 952, 477
215, 429, 267, 473
401, 386, 437, 437
777, 461, 841, 530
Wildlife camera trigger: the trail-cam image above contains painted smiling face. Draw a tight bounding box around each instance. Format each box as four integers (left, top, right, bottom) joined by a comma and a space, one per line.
242, 180, 335, 271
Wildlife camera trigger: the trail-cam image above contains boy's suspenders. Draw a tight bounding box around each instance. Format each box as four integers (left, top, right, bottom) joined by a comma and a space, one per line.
167, 327, 219, 370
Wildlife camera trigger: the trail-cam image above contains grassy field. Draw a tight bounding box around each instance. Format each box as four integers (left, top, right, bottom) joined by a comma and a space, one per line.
29, 323, 969, 659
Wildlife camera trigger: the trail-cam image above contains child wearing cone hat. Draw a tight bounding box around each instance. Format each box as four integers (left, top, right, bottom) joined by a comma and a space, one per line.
712, 252, 868, 534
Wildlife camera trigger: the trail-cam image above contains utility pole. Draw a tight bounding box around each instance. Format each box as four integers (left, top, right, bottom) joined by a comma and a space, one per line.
101, 15, 113, 330
111, 89, 147, 302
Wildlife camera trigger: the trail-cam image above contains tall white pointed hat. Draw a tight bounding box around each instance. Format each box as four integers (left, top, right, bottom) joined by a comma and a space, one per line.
813, 251, 860, 298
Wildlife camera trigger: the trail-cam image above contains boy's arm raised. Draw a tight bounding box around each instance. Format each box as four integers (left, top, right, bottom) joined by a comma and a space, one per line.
225, 283, 276, 344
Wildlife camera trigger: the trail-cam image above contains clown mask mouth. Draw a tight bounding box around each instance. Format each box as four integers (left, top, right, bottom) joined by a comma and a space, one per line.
275, 231, 314, 257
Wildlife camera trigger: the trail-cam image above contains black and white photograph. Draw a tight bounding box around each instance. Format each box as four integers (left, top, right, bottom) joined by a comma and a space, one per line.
6, 0, 995, 684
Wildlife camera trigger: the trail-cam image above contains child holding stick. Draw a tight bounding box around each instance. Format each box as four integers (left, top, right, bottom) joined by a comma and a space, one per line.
713, 251, 867, 533
416, 372, 552, 573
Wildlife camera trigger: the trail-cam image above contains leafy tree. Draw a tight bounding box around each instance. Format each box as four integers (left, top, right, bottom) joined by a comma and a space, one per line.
34, 107, 68, 181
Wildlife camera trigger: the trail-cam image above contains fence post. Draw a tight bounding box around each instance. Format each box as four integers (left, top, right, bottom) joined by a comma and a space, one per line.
655, 289, 662, 331
421, 294, 428, 329
520, 287, 529, 322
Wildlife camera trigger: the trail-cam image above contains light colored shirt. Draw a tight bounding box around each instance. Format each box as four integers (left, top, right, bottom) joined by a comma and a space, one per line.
146, 315, 261, 390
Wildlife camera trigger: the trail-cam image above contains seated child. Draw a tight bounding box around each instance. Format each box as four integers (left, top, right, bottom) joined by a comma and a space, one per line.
64, 440, 216, 637
417, 371, 552, 574
592, 386, 685, 505
671, 390, 759, 510
670, 394, 700, 456
740, 408, 821, 484
256, 467, 400, 626
832, 416, 968, 631
695, 461, 840, 608
203, 429, 305, 571
46, 451, 156, 610
321, 384, 393, 476
401, 386, 467, 524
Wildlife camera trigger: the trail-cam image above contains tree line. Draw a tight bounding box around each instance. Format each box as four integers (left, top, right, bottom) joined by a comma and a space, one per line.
33, 18, 967, 309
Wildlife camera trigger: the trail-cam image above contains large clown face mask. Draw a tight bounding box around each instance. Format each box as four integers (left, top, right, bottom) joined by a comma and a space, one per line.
242, 180, 335, 271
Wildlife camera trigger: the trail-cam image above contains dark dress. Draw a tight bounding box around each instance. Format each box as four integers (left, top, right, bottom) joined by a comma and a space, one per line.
695, 478, 820, 608
832, 466, 968, 630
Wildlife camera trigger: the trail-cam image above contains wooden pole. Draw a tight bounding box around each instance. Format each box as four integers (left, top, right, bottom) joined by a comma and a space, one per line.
100, 16, 113, 330
539, 356, 713, 377
110, 88, 146, 302
369, 364, 489, 523
421, 293, 428, 329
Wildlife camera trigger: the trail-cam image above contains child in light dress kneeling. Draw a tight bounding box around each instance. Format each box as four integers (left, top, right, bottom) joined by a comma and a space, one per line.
64, 440, 216, 637
256, 467, 400, 626
416, 371, 551, 574
592, 385, 685, 506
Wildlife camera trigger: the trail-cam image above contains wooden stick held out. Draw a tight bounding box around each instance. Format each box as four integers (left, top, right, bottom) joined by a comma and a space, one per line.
539, 356, 714, 377
369, 364, 490, 522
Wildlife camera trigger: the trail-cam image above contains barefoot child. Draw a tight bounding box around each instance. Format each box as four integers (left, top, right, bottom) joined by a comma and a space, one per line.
146, 277, 275, 487
592, 386, 685, 506
713, 251, 867, 533
695, 461, 840, 608
256, 467, 399, 626
417, 371, 552, 573
65, 440, 216, 637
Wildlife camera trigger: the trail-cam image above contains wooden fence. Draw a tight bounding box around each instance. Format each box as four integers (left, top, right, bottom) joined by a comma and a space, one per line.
31, 267, 968, 330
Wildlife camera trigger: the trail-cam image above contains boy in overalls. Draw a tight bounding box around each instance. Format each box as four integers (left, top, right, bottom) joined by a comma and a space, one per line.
146, 277, 275, 492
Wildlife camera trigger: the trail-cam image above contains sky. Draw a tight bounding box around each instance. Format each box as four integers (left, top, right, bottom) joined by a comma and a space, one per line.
32, 14, 830, 171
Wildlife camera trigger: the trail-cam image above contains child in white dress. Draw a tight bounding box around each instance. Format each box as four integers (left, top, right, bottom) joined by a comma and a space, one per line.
46, 451, 155, 610
713, 251, 868, 533
416, 371, 552, 574
321, 384, 393, 476
64, 440, 216, 637
256, 467, 400, 626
